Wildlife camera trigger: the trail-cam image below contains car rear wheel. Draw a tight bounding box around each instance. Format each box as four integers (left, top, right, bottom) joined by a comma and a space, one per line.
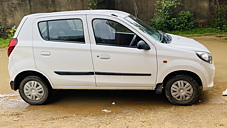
165, 75, 199, 105
19, 76, 50, 105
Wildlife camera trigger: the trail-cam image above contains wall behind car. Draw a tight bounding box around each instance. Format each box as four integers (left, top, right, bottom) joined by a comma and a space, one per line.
0, 0, 210, 28
114, 0, 210, 24
0, 0, 88, 28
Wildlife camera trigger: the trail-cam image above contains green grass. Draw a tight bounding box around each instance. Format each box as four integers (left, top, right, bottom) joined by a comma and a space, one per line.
0, 37, 11, 48
167, 27, 227, 37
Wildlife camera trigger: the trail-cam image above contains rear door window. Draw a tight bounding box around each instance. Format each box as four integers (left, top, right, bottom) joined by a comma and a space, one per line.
38, 19, 85, 43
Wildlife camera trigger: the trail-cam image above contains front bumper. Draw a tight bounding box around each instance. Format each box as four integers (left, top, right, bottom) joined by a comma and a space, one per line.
200, 61, 215, 90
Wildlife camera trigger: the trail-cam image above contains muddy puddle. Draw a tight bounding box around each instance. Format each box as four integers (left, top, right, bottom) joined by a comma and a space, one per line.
0, 36, 227, 127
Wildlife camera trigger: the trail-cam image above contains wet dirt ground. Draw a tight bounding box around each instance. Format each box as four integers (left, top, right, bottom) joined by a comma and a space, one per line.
0, 36, 227, 128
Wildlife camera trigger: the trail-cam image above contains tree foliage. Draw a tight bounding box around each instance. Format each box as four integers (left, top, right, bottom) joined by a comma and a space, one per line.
151, 0, 195, 31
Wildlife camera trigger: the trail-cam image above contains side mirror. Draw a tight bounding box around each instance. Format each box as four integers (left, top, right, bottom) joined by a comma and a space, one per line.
137, 40, 150, 50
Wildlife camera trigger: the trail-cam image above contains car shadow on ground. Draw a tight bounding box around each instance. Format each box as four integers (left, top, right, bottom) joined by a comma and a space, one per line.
24, 89, 213, 115
47, 88, 213, 108
50, 90, 169, 106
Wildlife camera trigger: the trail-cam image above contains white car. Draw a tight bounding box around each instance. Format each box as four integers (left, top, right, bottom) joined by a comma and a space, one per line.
8, 10, 215, 105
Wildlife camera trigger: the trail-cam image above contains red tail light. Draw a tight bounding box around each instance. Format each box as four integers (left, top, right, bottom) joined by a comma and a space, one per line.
8, 38, 18, 57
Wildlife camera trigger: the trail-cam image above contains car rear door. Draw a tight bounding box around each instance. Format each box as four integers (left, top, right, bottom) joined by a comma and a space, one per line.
87, 15, 157, 88
32, 15, 95, 89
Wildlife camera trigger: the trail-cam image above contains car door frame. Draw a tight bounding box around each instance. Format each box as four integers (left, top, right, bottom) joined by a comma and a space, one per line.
32, 15, 96, 89
86, 14, 158, 89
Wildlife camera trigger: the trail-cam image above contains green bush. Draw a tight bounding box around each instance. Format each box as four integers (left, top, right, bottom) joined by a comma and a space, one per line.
7, 26, 17, 38
174, 11, 195, 30
88, 0, 99, 9
151, 17, 169, 31
214, 5, 227, 32
223, 25, 227, 32
169, 27, 223, 35
214, 10, 227, 31
0, 38, 11, 48
151, 0, 195, 31
215, 19, 227, 32
0, 24, 17, 38
151, 0, 178, 31
0, 25, 17, 48
155, 0, 179, 18
0, 25, 7, 38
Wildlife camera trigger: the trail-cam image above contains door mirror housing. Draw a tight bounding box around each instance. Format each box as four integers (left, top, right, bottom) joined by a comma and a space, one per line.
137, 40, 150, 50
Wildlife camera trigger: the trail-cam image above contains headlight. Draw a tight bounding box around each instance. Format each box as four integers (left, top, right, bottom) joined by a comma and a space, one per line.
196, 51, 212, 64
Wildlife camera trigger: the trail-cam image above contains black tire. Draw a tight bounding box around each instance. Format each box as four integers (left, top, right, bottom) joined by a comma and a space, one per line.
165, 75, 200, 105
19, 76, 51, 105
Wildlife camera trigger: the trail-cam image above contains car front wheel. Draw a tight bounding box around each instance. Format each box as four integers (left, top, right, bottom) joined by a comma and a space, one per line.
19, 76, 50, 105
165, 75, 200, 105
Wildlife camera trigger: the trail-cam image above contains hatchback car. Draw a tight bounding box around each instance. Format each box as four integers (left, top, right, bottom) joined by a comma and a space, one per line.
8, 10, 215, 105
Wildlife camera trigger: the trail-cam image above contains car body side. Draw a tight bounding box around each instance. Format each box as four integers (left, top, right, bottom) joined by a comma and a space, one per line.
8, 11, 215, 92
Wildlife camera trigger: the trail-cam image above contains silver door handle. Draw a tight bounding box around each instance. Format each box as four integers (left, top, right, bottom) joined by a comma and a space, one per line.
99, 54, 110, 59
41, 51, 51, 56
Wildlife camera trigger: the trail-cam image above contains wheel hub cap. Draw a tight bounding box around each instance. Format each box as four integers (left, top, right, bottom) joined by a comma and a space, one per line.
180, 89, 184, 93
24, 81, 44, 100
171, 80, 193, 101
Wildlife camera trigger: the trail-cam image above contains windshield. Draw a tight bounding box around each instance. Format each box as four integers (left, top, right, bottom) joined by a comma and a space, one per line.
125, 15, 162, 42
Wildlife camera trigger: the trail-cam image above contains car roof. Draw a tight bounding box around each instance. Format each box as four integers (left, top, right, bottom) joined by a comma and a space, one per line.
26, 10, 130, 19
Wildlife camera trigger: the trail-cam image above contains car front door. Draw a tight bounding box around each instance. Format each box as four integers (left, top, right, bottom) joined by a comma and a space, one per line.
87, 15, 157, 88
33, 15, 95, 88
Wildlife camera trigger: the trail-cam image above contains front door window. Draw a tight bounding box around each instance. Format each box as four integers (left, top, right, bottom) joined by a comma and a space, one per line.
92, 19, 141, 48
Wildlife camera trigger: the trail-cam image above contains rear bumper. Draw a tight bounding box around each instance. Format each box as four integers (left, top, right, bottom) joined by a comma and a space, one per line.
10, 81, 17, 90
